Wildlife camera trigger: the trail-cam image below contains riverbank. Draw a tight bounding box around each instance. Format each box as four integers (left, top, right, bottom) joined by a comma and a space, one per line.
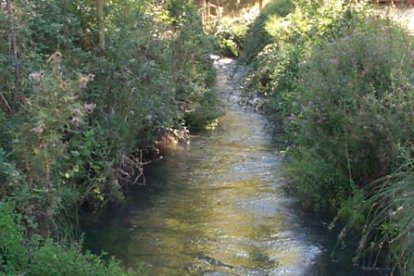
82, 57, 376, 275
235, 0, 414, 273
0, 1, 221, 274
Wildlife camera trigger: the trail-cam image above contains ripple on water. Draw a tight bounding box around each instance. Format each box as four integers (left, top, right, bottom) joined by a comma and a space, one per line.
82, 57, 362, 275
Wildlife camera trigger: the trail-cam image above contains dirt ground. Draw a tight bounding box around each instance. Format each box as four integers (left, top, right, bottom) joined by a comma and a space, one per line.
389, 7, 414, 32
374, 7, 414, 33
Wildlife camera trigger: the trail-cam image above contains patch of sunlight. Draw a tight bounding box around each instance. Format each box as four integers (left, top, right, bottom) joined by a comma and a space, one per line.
371, 6, 414, 34
265, 15, 290, 38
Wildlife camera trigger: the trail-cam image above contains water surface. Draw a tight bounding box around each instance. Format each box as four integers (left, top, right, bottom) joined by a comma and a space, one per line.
83, 58, 381, 275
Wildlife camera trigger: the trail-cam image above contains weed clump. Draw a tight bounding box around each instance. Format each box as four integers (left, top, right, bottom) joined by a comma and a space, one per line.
286, 22, 414, 210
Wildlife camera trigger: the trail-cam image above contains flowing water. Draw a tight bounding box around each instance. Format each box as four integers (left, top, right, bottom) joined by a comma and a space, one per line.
82, 58, 380, 275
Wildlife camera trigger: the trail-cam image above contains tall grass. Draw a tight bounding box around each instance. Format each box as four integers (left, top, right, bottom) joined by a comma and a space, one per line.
355, 161, 414, 275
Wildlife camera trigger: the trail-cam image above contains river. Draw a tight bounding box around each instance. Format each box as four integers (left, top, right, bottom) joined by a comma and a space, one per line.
82, 58, 380, 275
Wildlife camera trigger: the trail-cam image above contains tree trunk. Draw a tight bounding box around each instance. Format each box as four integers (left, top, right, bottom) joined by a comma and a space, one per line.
259, 0, 263, 9
96, 0, 105, 51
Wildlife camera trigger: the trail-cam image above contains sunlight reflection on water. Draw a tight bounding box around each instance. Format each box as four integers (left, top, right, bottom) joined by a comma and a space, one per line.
82, 58, 375, 276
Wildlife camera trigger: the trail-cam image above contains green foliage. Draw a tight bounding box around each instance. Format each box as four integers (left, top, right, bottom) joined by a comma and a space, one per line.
185, 88, 224, 129
0, 150, 26, 201
0, 111, 11, 150
284, 147, 352, 210
12, 55, 86, 187
245, 0, 366, 111
0, 202, 137, 275
166, 0, 219, 128
278, 16, 414, 275
215, 19, 249, 57
287, 22, 414, 209
0, 0, 220, 273
245, 42, 304, 138
357, 161, 414, 275
242, 0, 294, 61
29, 240, 136, 276
243, 0, 414, 272
25, 1, 81, 52
0, 0, 219, 213
0, 202, 27, 274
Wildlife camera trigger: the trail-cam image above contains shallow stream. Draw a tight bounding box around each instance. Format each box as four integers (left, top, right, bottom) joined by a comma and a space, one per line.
82, 58, 379, 275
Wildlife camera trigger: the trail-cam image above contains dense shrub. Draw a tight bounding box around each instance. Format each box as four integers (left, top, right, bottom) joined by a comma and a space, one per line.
0, 202, 27, 274
184, 88, 224, 129
245, 0, 366, 117
242, 0, 414, 272
1, 0, 219, 215
0, 202, 137, 275
285, 22, 414, 209
280, 19, 414, 274
0, 0, 220, 273
242, 0, 294, 61
215, 17, 250, 57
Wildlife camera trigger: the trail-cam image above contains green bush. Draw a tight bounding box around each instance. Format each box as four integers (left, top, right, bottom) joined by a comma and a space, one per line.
0, 202, 27, 274
0, 0, 220, 272
0, 202, 137, 275
246, 42, 304, 135
244, 1, 366, 137
1, 0, 220, 214
215, 19, 249, 57
0, 111, 11, 150
242, 0, 414, 272
29, 240, 136, 276
239, 0, 373, 208
0, 150, 28, 203
285, 21, 414, 210
185, 88, 224, 129
242, 0, 294, 61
